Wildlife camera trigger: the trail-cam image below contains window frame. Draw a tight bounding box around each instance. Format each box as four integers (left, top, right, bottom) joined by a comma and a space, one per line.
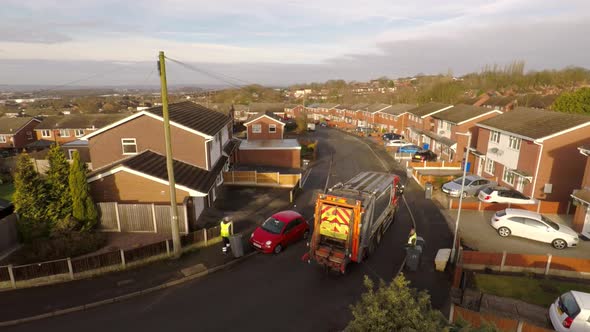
252, 124, 262, 134
490, 130, 500, 143
484, 159, 495, 175
502, 167, 515, 185
0, 135, 6, 143
74, 129, 85, 137
508, 136, 521, 150
59, 129, 70, 137
269, 124, 277, 133
41, 129, 51, 138
121, 138, 138, 155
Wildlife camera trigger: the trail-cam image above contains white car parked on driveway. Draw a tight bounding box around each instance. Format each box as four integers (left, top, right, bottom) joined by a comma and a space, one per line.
384, 139, 411, 147
490, 209, 579, 249
478, 187, 537, 205
549, 291, 590, 331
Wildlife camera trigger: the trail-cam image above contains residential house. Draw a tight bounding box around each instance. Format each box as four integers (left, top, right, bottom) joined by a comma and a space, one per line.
373, 104, 415, 135
481, 96, 517, 112
404, 102, 453, 147
238, 111, 300, 169
84, 101, 236, 222
34, 114, 128, 145
429, 104, 502, 162
571, 146, 590, 237
0, 117, 40, 151
472, 107, 590, 211
515, 94, 558, 109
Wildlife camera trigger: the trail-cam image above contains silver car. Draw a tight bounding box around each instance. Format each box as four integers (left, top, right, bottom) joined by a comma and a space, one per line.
442, 175, 497, 198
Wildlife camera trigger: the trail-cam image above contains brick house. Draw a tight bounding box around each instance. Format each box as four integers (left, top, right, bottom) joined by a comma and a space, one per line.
0, 117, 40, 151
238, 111, 300, 169
429, 104, 501, 162
481, 96, 517, 112
84, 101, 236, 216
571, 146, 590, 237
373, 104, 415, 135
472, 107, 590, 211
34, 114, 128, 145
405, 102, 453, 147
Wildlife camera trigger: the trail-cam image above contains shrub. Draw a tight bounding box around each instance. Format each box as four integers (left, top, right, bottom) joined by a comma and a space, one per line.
9, 231, 107, 264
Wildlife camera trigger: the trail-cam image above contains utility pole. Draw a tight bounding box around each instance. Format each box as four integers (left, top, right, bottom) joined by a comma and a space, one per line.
158, 51, 182, 258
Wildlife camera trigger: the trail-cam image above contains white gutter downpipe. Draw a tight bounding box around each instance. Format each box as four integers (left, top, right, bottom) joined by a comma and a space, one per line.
531, 141, 544, 213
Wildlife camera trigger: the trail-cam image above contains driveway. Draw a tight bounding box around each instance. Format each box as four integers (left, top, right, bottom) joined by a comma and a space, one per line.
444, 209, 590, 259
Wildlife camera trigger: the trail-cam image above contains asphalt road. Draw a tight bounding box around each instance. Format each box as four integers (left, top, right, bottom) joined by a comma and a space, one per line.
7, 128, 451, 332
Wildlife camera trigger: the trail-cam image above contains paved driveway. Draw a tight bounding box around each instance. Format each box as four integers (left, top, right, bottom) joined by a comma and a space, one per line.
445, 209, 590, 258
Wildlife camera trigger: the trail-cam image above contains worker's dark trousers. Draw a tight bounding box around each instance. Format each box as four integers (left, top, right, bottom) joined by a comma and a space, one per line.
222, 236, 230, 253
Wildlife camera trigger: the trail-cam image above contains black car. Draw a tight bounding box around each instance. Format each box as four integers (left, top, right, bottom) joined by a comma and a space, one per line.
412, 150, 437, 161
382, 133, 404, 141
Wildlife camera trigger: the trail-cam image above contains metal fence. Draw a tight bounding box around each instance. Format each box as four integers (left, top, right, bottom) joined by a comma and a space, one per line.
0, 225, 220, 290
96, 202, 189, 234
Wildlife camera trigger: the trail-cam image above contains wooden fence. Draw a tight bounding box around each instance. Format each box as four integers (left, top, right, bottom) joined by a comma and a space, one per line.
0, 226, 221, 289
409, 161, 462, 169
451, 304, 552, 332
461, 250, 590, 280
223, 171, 301, 188
448, 198, 569, 214
96, 202, 189, 234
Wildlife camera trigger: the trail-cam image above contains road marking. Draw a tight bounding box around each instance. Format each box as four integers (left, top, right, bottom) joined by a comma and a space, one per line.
323, 153, 334, 193
301, 167, 313, 188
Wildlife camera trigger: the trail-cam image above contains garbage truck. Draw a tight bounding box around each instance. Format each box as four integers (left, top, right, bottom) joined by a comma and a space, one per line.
303, 171, 404, 273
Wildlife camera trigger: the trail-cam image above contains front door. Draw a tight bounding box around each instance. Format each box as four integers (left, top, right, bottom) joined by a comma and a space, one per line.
583, 206, 590, 238
477, 158, 483, 176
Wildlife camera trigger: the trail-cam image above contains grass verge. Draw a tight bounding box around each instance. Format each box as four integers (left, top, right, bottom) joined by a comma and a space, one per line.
474, 273, 590, 307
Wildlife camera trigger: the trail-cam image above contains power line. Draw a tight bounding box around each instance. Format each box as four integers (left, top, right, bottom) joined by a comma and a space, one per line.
165, 56, 255, 88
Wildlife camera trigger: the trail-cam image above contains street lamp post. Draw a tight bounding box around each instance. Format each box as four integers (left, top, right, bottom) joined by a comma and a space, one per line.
451, 131, 472, 263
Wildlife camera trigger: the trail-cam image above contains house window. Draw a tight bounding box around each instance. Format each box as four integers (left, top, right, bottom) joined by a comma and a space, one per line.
252, 124, 262, 133
508, 136, 521, 150
502, 167, 515, 185
41, 130, 51, 138
490, 130, 500, 143
75, 129, 85, 137
269, 124, 276, 133
485, 159, 495, 174
59, 129, 70, 137
121, 138, 138, 154
26, 131, 33, 140
0, 136, 6, 143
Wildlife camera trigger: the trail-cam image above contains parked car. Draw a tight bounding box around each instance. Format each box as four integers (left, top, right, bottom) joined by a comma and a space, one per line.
478, 187, 537, 205
385, 139, 410, 147
412, 150, 437, 162
307, 123, 316, 131
442, 175, 497, 197
399, 144, 422, 154
250, 210, 310, 254
549, 291, 590, 331
382, 133, 404, 141
490, 208, 579, 249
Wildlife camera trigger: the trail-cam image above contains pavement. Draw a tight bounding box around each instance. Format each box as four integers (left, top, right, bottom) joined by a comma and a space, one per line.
2, 128, 453, 332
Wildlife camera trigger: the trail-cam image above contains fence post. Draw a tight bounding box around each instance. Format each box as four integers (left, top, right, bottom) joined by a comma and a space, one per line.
449, 198, 453, 209
545, 254, 552, 275
67, 258, 74, 280
500, 251, 507, 272
276, 172, 280, 184
442, 160, 445, 167
166, 240, 170, 256
115, 202, 121, 232
448, 303, 455, 323
7, 265, 16, 289
478, 201, 482, 211
204, 228, 208, 245
254, 171, 258, 184
516, 320, 524, 332
232, 171, 235, 183
151, 203, 158, 233
120, 249, 126, 268
183, 204, 189, 235
536, 201, 542, 213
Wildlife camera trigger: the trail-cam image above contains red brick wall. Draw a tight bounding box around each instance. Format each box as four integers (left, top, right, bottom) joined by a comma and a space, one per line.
238, 149, 300, 168
89, 171, 189, 204
88, 115, 207, 169
246, 117, 283, 140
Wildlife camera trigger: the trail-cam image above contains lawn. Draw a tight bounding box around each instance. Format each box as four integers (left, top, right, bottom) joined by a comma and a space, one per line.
474, 273, 590, 307
0, 182, 15, 202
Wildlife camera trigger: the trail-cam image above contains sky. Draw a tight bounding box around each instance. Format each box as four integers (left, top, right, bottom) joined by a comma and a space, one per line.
1, 0, 589, 87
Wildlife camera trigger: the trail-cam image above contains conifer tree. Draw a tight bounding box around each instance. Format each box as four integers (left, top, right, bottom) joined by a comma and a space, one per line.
46, 144, 72, 224
69, 150, 98, 230
13, 152, 49, 240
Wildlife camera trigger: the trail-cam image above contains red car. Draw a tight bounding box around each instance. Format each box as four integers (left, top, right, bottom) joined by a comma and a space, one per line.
250, 210, 309, 254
